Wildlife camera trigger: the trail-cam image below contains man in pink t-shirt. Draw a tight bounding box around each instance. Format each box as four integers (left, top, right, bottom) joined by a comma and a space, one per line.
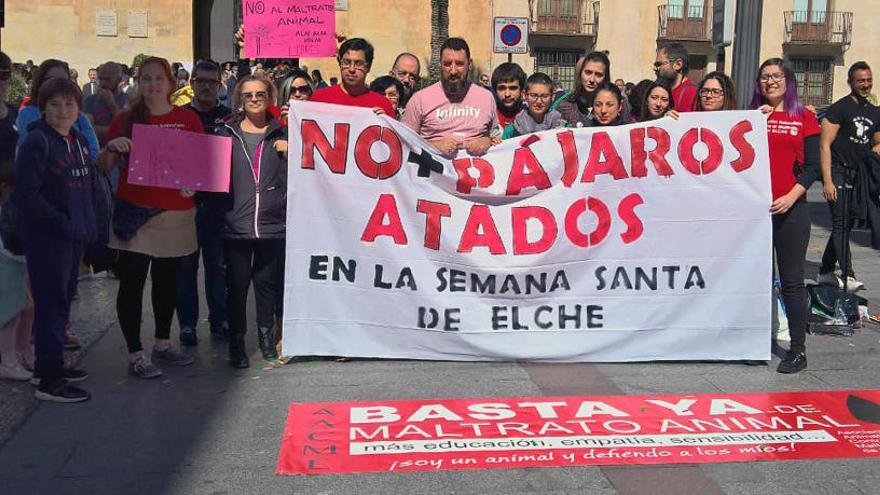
402, 37, 499, 157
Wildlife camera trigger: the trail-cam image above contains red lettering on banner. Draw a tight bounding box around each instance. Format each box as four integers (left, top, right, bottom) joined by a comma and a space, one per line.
729, 120, 756, 172
512, 206, 558, 255
618, 193, 645, 244
564, 197, 611, 247
361, 194, 408, 245
354, 126, 403, 179
452, 158, 495, 194
507, 148, 552, 196
582, 132, 628, 183
300, 120, 350, 173
630, 127, 674, 178
679, 128, 724, 175
459, 205, 506, 255
416, 200, 452, 250
557, 130, 580, 187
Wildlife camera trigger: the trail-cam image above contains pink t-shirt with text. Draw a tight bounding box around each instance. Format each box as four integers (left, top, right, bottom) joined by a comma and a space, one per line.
402, 82, 499, 142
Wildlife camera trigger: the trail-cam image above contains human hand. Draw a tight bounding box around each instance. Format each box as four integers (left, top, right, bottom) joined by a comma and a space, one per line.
372, 107, 386, 116
180, 188, 196, 198
823, 181, 838, 202
274, 140, 289, 157
464, 137, 493, 156
430, 137, 461, 157
666, 110, 680, 120
770, 192, 798, 215
106, 137, 132, 153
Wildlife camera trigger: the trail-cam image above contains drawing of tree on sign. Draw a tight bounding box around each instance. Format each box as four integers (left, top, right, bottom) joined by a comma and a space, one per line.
252, 24, 272, 56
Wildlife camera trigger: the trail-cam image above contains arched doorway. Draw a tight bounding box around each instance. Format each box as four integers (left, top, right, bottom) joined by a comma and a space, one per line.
193, 0, 240, 63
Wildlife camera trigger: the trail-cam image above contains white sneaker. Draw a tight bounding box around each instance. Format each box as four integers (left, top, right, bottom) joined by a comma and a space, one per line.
817, 272, 842, 288
0, 362, 33, 381
845, 276, 865, 292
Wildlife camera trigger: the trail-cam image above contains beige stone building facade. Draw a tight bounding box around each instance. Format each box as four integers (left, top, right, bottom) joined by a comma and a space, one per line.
2, 0, 877, 107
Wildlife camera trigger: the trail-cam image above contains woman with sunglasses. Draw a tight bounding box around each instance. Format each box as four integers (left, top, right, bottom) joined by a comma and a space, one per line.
277, 69, 314, 124
749, 58, 820, 374
695, 71, 738, 111
214, 74, 289, 368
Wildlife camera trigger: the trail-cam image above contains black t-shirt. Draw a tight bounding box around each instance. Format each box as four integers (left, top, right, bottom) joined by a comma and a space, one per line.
825, 95, 880, 168
183, 103, 232, 135
0, 104, 18, 162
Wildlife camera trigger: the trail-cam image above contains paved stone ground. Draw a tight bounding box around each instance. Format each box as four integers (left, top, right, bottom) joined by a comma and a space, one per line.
0, 188, 879, 495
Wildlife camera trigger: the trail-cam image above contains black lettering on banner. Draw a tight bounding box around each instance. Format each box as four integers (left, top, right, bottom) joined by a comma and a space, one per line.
492, 306, 508, 330
309, 255, 357, 282
418, 307, 460, 331
309, 255, 328, 280
408, 149, 444, 178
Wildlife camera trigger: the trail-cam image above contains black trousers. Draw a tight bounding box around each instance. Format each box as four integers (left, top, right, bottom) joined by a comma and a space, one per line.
820, 165, 856, 277
116, 250, 181, 353
223, 239, 284, 337
773, 200, 811, 354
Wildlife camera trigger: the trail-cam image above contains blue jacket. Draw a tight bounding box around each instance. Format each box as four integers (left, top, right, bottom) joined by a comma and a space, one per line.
13, 120, 100, 244
16, 105, 100, 165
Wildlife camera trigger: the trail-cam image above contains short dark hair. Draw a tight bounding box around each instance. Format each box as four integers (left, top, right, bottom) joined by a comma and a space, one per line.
0, 51, 11, 71
28, 59, 70, 105
594, 81, 623, 104
192, 60, 221, 81
848, 61, 871, 84
369, 75, 405, 97
338, 38, 375, 66
660, 42, 689, 74
440, 37, 471, 61
491, 63, 526, 89
525, 72, 554, 91
37, 76, 82, 111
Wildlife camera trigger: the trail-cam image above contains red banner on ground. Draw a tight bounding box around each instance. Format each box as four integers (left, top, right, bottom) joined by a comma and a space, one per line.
277, 390, 880, 475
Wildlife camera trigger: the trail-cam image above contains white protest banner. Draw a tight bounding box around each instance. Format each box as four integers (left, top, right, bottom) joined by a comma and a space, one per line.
282, 102, 772, 362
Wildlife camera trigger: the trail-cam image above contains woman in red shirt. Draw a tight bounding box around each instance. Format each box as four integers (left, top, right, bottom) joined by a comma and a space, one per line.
97, 57, 204, 379
749, 58, 820, 374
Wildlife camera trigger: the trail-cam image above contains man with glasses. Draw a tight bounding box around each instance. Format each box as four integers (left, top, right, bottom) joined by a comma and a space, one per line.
84, 62, 130, 143
176, 60, 233, 346
654, 42, 697, 112
310, 38, 395, 117
389, 52, 421, 109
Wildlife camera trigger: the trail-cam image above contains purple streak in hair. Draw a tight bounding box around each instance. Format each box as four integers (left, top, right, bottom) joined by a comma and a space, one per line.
748, 58, 805, 117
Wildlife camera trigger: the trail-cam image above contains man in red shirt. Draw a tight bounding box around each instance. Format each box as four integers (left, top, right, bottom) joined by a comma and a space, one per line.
310, 38, 395, 117
654, 42, 698, 112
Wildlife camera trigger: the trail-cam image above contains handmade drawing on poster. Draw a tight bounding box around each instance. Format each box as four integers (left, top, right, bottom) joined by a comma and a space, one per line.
242, 0, 337, 58
128, 124, 232, 193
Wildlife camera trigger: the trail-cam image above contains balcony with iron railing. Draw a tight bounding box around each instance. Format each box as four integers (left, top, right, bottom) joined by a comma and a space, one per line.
657, 3, 710, 41
531, 0, 599, 37
784, 11, 852, 46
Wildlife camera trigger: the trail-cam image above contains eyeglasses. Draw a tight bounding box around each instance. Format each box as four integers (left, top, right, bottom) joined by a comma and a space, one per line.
384, 92, 400, 100
291, 85, 312, 95
653, 59, 675, 69
339, 59, 368, 70
241, 91, 268, 101
192, 78, 220, 86
526, 93, 552, 102
699, 88, 724, 97
393, 69, 419, 82
759, 72, 785, 83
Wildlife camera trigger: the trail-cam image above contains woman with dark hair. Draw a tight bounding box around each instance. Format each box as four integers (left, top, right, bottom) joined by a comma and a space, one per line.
554, 51, 611, 127
369, 76, 405, 118
638, 81, 676, 122
278, 69, 313, 104
312, 69, 328, 89
696, 71, 738, 111
98, 57, 204, 379
586, 82, 630, 127
214, 74, 289, 368
749, 58, 820, 374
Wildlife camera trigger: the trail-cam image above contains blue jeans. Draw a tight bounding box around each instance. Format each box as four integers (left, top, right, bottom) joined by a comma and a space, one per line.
176, 207, 227, 330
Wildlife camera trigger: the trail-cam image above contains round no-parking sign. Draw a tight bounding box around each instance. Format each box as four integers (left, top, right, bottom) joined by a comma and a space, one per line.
493, 17, 529, 54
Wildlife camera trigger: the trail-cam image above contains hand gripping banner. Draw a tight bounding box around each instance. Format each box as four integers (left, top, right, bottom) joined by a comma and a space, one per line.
282, 102, 772, 362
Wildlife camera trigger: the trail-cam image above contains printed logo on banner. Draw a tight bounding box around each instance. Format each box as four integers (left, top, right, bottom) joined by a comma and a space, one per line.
282, 103, 773, 362
277, 390, 880, 475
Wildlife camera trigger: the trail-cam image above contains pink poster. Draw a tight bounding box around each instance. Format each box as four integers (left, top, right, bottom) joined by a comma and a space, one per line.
128, 124, 232, 193
243, 0, 337, 59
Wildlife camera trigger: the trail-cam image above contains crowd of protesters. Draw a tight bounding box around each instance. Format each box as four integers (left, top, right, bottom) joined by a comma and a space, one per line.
1, 30, 879, 403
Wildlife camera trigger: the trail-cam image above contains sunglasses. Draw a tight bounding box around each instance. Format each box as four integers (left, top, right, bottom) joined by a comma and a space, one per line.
291, 85, 312, 95
242, 91, 268, 101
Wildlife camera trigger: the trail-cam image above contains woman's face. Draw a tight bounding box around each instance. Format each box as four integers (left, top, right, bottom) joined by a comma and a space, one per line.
383, 85, 401, 112
44, 94, 80, 133
240, 80, 269, 116
647, 87, 671, 118
289, 77, 312, 102
699, 78, 725, 111
760, 64, 786, 102
138, 63, 173, 103
580, 60, 607, 94
593, 89, 621, 125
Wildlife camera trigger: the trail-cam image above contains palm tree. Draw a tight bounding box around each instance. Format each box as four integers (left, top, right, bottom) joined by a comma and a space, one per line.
429, 0, 450, 79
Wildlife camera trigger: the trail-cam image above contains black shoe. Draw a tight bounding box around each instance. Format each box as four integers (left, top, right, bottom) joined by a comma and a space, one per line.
34, 379, 90, 403
777, 351, 807, 374
210, 322, 230, 341
229, 336, 249, 369
258, 326, 279, 360
30, 368, 88, 386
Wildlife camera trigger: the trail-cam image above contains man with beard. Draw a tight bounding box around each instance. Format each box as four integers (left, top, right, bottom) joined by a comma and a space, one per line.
311, 38, 395, 117
491, 62, 526, 129
389, 52, 421, 110
402, 37, 498, 158
654, 42, 697, 112
83, 62, 130, 143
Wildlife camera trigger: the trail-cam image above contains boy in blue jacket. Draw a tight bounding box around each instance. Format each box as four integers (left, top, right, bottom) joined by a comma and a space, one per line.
13, 77, 99, 402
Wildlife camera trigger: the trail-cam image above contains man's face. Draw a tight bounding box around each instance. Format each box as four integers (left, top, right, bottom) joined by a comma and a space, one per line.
654, 49, 679, 82
495, 79, 522, 111
615, 79, 625, 93
440, 48, 470, 94
98, 65, 122, 92
851, 69, 873, 99
88, 69, 97, 83
338, 49, 370, 87
390, 55, 420, 96
192, 69, 221, 107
